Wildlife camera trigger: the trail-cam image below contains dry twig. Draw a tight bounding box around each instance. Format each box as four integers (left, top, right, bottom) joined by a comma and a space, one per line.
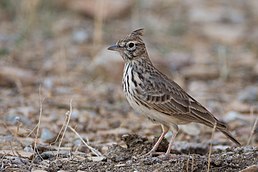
68, 125, 103, 157
56, 99, 73, 158
207, 122, 217, 172
186, 153, 190, 172
191, 154, 194, 172
34, 86, 45, 154
247, 116, 258, 145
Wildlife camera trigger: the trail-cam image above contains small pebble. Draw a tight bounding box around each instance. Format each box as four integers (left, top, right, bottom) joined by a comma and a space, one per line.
40, 128, 55, 142
72, 29, 89, 44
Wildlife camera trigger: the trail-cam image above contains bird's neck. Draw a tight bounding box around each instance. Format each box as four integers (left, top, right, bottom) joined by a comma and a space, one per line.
126, 54, 153, 66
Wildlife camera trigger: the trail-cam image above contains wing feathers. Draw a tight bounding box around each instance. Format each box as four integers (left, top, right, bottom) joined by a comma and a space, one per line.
131, 64, 240, 145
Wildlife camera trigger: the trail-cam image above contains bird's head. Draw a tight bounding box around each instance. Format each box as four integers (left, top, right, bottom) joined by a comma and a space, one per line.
108, 28, 148, 62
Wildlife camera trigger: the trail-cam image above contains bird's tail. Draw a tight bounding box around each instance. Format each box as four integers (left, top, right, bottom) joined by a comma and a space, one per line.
216, 121, 241, 146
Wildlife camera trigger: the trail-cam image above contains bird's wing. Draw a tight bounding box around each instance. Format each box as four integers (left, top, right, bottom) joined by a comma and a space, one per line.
135, 69, 241, 146
136, 70, 217, 126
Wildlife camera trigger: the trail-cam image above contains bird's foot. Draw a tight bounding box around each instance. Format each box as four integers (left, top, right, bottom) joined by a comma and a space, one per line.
140, 150, 154, 158
140, 150, 163, 158
158, 153, 175, 160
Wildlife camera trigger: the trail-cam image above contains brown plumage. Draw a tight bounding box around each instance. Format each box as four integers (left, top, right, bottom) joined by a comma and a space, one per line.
108, 28, 241, 157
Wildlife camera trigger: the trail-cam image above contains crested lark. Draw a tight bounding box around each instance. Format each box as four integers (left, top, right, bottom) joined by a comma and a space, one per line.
108, 28, 241, 158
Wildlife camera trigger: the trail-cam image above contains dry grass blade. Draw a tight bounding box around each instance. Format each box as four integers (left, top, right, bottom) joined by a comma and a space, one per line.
52, 117, 66, 145
27, 123, 38, 137
34, 86, 45, 155
68, 125, 103, 157
191, 155, 194, 172
56, 99, 73, 158
186, 153, 190, 172
207, 122, 217, 172
247, 116, 258, 145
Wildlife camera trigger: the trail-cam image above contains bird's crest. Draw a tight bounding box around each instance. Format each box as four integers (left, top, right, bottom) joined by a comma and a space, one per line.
125, 28, 144, 41
130, 28, 144, 37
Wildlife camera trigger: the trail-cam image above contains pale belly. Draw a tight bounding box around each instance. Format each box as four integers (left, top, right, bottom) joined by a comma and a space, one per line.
125, 93, 188, 126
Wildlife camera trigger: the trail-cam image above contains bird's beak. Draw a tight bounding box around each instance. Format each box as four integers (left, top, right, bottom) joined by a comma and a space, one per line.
107, 44, 120, 51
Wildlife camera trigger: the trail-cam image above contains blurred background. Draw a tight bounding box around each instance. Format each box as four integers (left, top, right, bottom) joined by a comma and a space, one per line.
0, 0, 257, 154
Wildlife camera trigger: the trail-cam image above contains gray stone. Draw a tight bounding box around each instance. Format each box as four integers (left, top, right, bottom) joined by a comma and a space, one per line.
238, 86, 258, 103
72, 29, 89, 44
40, 128, 55, 142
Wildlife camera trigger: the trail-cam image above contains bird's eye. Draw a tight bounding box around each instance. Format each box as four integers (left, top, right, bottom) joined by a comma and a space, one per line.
128, 42, 135, 48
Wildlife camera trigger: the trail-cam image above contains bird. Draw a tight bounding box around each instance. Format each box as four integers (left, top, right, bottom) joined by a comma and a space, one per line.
107, 28, 241, 158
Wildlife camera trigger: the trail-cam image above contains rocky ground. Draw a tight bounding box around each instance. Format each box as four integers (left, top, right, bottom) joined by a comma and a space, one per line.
1, 134, 258, 171
0, 0, 257, 171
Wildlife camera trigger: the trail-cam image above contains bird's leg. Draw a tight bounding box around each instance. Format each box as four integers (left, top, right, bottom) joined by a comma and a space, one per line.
143, 124, 169, 156
164, 124, 179, 158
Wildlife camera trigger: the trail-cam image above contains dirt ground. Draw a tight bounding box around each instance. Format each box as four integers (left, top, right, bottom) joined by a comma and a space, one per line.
1, 134, 258, 171
0, 0, 257, 171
